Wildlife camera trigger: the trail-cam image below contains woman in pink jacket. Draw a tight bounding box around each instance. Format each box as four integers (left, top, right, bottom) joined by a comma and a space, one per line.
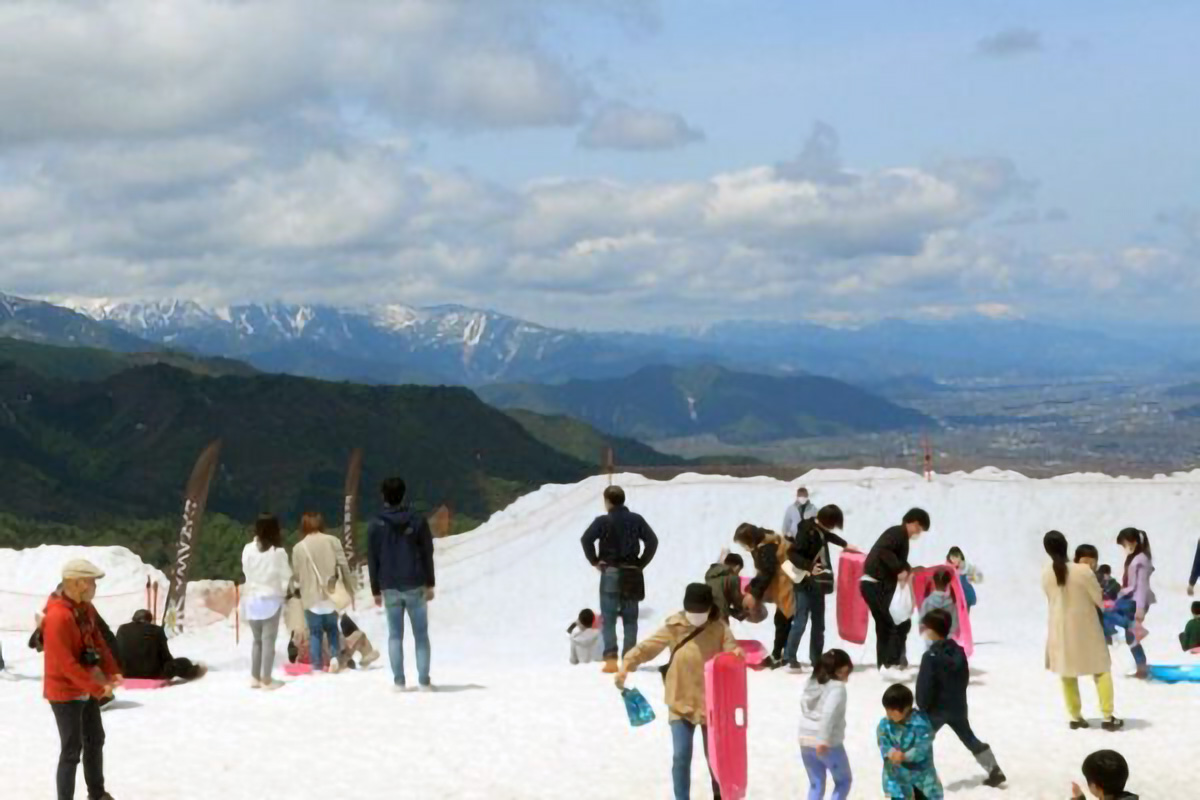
1113, 528, 1155, 679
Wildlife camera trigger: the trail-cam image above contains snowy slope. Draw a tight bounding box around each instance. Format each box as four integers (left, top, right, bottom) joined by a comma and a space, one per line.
2, 469, 1199, 799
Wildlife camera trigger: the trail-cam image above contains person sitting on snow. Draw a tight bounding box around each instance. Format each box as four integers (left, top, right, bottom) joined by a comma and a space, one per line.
1181, 601, 1200, 651
288, 613, 379, 669
568, 609, 603, 664
115, 610, 206, 682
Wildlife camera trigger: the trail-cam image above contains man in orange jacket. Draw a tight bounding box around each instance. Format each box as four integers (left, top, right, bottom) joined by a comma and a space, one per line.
43, 559, 123, 800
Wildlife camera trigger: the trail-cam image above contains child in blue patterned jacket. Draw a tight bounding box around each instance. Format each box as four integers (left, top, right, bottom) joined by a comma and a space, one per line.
877, 683, 943, 800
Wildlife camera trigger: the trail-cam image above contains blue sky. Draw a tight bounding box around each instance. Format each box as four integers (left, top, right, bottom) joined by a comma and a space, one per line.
0, 0, 1195, 330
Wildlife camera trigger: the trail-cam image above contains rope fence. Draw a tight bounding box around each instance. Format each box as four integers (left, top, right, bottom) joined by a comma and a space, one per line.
0, 580, 169, 633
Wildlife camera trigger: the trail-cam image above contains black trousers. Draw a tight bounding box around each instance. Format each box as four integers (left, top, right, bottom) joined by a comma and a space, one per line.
50, 698, 105, 800
771, 608, 791, 660
860, 581, 911, 668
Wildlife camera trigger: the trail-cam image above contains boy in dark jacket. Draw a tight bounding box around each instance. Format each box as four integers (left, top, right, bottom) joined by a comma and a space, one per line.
368, 476, 436, 691
916, 609, 1005, 788
1071, 750, 1138, 799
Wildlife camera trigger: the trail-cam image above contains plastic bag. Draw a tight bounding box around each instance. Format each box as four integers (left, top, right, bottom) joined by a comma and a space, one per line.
889, 583, 914, 625
622, 688, 656, 727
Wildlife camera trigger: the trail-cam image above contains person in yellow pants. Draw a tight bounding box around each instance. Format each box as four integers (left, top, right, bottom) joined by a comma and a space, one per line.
1043, 531, 1123, 731
1061, 673, 1115, 727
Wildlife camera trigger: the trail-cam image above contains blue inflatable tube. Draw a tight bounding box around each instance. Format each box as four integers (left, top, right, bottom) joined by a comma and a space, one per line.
1146, 665, 1200, 684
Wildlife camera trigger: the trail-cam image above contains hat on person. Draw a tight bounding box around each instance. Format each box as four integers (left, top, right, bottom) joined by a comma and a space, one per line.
62, 559, 105, 580
683, 583, 715, 613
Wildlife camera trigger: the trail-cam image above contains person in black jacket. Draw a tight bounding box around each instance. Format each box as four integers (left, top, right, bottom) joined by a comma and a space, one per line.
581, 485, 659, 672
916, 609, 1004, 788
115, 610, 205, 681
783, 505, 860, 671
860, 507, 930, 674
368, 476, 436, 691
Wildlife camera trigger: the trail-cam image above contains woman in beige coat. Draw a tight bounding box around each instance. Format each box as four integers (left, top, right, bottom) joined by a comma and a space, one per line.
292, 512, 357, 672
616, 583, 741, 800
1042, 530, 1121, 731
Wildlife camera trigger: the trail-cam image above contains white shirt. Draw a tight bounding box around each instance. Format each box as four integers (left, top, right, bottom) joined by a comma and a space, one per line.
241, 541, 293, 621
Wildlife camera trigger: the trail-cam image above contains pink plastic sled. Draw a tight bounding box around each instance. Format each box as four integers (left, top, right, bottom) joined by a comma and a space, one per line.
735, 640, 769, 669
122, 678, 170, 690
284, 663, 313, 676
705, 652, 749, 800
739, 576, 751, 593
911, 564, 974, 658
836, 551, 869, 645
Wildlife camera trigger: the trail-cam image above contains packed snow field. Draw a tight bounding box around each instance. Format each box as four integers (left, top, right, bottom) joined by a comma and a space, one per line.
2, 468, 1198, 799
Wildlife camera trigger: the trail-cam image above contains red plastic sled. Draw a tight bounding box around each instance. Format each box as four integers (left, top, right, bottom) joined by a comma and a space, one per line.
705, 652, 749, 800
836, 552, 869, 645
284, 663, 313, 676
736, 640, 769, 669
739, 576, 751, 593
911, 564, 974, 658
122, 678, 170, 690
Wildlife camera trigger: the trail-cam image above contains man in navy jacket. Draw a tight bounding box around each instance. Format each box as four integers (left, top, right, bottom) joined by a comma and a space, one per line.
368, 476, 436, 691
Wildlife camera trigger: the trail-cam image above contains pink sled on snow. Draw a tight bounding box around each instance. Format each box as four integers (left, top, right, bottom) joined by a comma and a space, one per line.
836, 552, 869, 645
705, 652, 748, 800
911, 565, 974, 658
122, 678, 170, 690
735, 640, 769, 669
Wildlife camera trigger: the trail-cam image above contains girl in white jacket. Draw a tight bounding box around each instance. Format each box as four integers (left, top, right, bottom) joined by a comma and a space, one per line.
798, 648, 853, 800
241, 514, 293, 689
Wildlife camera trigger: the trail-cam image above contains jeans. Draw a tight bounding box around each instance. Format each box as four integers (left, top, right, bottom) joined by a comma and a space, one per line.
929, 714, 987, 755
800, 745, 852, 800
669, 720, 721, 800
600, 568, 639, 659
383, 588, 431, 686
785, 581, 826, 665
249, 608, 282, 681
304, 610, 339, 668
861, 581, 911, 668
1107, 596, 1147, 667
50, 699, 105, 800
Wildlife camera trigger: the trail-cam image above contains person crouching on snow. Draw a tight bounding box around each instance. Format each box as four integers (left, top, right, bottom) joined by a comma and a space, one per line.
917, 571, 958, 651
615, 583, 742, 800
568, 609, 603, 664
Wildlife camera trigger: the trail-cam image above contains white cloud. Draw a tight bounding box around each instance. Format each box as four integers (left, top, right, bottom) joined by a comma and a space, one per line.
5, 121, 1187, 330
577, 103, 704, 150
0, 0, 609, 139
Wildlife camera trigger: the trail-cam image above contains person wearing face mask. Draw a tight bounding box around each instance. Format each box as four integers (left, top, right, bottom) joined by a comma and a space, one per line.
43, 559, 123, 800
783, 487, 818, 543
616, 584, 741, 800
860, 508, 930, 679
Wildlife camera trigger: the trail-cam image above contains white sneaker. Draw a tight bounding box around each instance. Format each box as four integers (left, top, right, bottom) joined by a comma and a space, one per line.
262, 680, 285, 691
880, 667, 906, 682
392, 684, 408, 694
329, 659, 342, 674
250, 678, 262, 689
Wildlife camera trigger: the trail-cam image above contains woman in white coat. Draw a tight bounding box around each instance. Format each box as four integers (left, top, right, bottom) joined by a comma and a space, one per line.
242, 514, 293, 689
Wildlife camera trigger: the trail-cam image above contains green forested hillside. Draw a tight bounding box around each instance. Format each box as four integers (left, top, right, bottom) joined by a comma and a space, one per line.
0, 347, 593, 578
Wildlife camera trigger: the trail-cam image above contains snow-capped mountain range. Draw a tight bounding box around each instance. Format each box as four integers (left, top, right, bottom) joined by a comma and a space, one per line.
65, 298, 665, 385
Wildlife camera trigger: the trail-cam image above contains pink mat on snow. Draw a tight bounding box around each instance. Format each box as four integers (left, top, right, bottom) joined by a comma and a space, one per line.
735, 640, 769, 669
122, 678, 170, 690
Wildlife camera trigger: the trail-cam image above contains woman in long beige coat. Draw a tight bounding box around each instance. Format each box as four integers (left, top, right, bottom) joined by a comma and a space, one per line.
615, 583, 741, 800
1042, 530, 1121, 731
